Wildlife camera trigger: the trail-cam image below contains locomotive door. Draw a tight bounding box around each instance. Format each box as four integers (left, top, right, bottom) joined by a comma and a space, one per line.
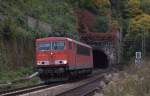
68, 41, 76, 70
73, 42, 77, 69
49, 42, 54, 65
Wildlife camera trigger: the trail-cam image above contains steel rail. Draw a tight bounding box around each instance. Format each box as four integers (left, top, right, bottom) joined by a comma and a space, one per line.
0, 83, 62, 96
20, 69, 111, 96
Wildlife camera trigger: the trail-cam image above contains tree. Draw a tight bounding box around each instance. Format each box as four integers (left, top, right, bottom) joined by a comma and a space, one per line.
140, 0, 150, 15
125, 14, 150, 40
128, 0, 142, 17
93, 16, 110, 32
92, 0, 111, 15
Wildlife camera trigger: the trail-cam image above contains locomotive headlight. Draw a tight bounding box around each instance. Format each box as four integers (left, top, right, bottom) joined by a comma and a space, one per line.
63, 60, 67, 64
37, 61, 49, 65
55, 60, 68, 64
37, 61, 41, 65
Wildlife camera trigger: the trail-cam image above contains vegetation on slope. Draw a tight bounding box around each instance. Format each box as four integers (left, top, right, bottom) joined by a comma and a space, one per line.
0, 0, 77, 37
0, 0, 76, 83
103, 61, 150, 96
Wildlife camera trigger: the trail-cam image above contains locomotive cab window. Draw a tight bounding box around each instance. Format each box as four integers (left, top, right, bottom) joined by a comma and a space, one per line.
77, 44, 90, 56
38, 42, 50, 51
52, 41, 65, 50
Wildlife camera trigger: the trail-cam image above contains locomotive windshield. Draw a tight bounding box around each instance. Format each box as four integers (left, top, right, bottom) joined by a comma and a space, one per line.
37, 41, 65, 51
38, 42, 51, 51
52, 41, 65, 50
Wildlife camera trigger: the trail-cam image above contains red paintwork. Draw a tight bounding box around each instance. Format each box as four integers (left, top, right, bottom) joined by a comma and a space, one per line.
36, 37, 93, 70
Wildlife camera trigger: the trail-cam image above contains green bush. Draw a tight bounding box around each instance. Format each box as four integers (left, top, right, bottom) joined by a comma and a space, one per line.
93, 16, 110, 32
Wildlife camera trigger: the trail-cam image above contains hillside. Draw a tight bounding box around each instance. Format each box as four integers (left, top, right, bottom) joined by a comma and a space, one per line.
0, 0, 76, 83
0, 0, 149, 87
95, 60, 150, 96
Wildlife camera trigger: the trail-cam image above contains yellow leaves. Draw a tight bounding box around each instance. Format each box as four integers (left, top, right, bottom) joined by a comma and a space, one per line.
126, 14, 150, 40
125, 13, 150, 40
92, 0, 111, 15
128, 0, 140, 8
130, 14, 150, 31
128, 0, 142, 17
110, 20, 120, 31
92, 0, 110, 8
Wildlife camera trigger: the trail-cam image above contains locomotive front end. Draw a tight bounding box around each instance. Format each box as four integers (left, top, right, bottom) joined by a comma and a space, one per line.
36, 38, 69, 81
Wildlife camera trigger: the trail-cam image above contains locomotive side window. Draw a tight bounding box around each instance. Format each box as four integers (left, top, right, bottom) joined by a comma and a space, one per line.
77, 44, 90, 56
69, 41, 72, 49
52, 41, 65, 50
38, 42, 50, 51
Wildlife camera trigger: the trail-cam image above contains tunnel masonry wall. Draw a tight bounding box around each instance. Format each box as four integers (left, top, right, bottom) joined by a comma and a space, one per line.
80, 31, 122, 67
102, 47, 117, 65
92, 45, 118, 68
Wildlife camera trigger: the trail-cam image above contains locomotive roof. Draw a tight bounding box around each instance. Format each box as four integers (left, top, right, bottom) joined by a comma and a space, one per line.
36, 37, 92, 48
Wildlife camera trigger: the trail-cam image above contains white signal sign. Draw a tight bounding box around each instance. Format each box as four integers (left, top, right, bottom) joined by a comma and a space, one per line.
136, 52, 141, 59
135, 52, 142, 65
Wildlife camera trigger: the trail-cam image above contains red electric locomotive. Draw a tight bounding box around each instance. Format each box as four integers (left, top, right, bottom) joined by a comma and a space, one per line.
36, 37, 93, 81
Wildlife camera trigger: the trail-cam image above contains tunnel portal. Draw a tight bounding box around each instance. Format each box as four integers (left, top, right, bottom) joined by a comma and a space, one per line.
93, 49, 109, 68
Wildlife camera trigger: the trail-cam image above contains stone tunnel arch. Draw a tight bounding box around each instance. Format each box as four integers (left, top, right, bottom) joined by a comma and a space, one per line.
93, 49, 109, 68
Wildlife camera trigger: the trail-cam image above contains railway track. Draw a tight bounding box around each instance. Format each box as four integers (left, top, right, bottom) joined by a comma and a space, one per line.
56, 74, 104, 96
0, 68, 119, 96
0, 83, 63, 96
55, 68, 113, 96
56, 68, 119, 96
